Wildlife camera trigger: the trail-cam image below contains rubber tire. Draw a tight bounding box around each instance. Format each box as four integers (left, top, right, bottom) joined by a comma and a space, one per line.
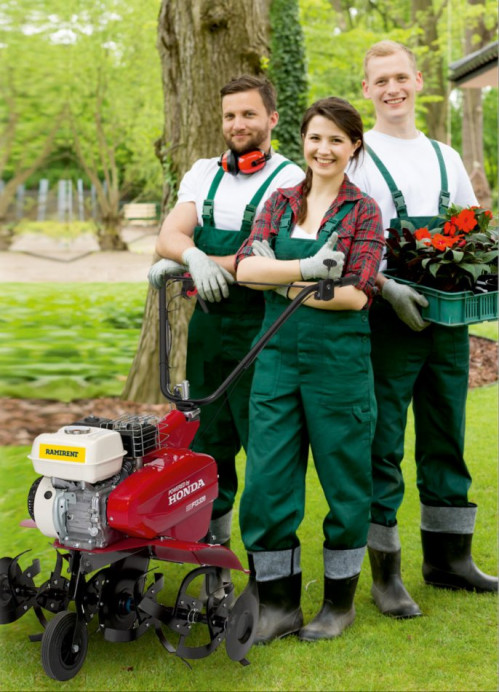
41, 611, 88, 681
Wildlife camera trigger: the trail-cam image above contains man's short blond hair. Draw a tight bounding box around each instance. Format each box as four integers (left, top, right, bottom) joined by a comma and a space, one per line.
364, 40, 418, 78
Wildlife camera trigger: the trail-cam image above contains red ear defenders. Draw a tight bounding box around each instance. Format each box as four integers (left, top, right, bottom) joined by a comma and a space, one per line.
218, 149, 270, 175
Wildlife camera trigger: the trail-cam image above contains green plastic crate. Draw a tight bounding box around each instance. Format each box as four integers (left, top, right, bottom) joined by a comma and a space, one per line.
386, 275, 498, 326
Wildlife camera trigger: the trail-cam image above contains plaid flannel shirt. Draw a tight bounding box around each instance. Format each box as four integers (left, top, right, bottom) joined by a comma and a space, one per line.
236, 177, 385, 306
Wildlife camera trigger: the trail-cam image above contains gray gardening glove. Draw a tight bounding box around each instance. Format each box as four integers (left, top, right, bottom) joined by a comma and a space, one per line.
251, 239, 275, 259
182, 246, 234, 303
299, 232, 345, 280
251, 239, 288, 298
382, 279, 430, 331
148, 258, 187, 289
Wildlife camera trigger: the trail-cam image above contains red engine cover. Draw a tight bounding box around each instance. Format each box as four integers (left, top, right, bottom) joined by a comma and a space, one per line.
107, 448, 218, 542
144, 410, 200, 458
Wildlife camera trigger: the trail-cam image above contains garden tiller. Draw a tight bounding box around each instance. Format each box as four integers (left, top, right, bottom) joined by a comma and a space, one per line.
0, 271, 355, 681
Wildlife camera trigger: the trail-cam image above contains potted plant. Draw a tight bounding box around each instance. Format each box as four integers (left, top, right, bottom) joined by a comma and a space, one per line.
386, 205, 498, 293
385, 205, 498, 326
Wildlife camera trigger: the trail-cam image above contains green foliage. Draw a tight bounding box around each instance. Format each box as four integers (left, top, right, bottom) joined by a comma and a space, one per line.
0, 2, 66, 196
268, 0, 308, 165
0, 283, 148, 401
66, 2, 164, 205
0, 384, 497, 690
13, 221, 97, 239
482, 89, 498, 201
298, 0, 420, 127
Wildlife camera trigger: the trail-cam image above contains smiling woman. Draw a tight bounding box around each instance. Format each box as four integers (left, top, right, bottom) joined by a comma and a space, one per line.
235, 96, 385, 645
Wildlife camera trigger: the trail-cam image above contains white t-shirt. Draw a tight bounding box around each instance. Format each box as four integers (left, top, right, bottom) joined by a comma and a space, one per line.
290, 224, 315, 239
176, 153, 304, 231
348, 130, 477, 232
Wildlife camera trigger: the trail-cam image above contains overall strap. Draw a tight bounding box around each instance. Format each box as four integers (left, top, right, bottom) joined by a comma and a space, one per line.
279, 202, 295, 235
429, 139, 450, 213
201, 168, 225, 226
366, 144, 408, 218
279, 200, 356, 237
240, 161, 293, 233
319, 201, 356, 236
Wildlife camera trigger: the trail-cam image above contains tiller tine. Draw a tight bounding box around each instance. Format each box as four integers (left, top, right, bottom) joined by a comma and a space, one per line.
0, 552, 40, 624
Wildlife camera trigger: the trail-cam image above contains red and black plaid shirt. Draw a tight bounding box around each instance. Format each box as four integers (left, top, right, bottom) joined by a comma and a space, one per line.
236, 177, 384, 305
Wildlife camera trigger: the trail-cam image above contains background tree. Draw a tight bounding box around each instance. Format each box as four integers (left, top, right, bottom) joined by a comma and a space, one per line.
267, 0, 308, 164
123, 0, 273, 403
0, 1, 65, 249
67, 0, 163, 249
459, 0, 495, 207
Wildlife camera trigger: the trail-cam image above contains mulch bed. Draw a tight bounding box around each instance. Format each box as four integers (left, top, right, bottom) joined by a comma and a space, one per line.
0, 336, 496, 447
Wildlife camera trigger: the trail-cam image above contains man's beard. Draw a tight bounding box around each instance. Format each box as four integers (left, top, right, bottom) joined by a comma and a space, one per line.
224, 129, 269, 156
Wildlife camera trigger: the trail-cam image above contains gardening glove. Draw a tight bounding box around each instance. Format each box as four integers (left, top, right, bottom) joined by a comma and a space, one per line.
251, 239, 289, 298
182, 247, 234, 303
251, 239, 276, 259
299, 232, 345, 280
148, 258, 188, 289
382, 279, 430, 332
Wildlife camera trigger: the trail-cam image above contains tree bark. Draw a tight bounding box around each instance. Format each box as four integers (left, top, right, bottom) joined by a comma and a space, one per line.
122, 0, 272, 403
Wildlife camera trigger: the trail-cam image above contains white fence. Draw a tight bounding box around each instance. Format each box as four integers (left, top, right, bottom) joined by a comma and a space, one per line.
2, 179, 158, 224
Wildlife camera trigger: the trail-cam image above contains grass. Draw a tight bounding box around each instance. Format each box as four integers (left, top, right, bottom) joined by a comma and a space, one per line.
13, 221, 98, 240
0, 384, 497, 691
469, 321, 498, 340
0, 283, 148, 401
0, 283, 497, 689
1, 284, 496, 403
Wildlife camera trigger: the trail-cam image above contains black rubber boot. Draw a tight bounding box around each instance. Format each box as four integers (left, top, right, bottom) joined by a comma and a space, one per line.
298, 574, 359, 642
368, 547, 422, 618
421, 530, 498, 593
253, 571, 303, 644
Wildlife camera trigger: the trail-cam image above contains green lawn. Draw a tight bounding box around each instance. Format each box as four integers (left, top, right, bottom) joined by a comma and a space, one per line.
0, 389, 496, 691
0, 284, 497, 690
0, 283, 148, 401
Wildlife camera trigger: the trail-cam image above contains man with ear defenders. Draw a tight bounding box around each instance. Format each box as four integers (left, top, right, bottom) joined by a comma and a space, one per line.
150, 75, 304, 593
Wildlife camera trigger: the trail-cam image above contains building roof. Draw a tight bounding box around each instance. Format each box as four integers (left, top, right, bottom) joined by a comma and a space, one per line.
449, 40, 498, 88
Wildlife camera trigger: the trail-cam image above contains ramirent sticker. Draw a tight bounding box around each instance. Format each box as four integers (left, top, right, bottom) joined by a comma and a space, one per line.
39, 445, 86, 463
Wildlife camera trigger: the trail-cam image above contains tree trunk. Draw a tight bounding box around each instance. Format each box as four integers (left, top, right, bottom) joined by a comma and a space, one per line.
0, 221, 14, 251
411, 0, 448, 142
122, 0, 272, 403
460, 0, 494, 208
96, 216, 128, 251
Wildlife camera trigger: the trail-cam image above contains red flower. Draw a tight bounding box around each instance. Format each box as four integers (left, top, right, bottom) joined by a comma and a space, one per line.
485, 210, 493, 220
432, 234, 460, 251
415, 227, 432, 245
454, 209, 477, 233
443, 221, 457, 236
432, 233, 448, 250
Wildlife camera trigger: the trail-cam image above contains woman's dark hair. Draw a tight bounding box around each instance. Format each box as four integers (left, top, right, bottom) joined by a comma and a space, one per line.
297, 97, 364, 224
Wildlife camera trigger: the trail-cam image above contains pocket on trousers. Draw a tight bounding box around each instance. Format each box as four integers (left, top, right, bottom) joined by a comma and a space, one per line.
250, 349, 281, 398
352, 404, 375, 443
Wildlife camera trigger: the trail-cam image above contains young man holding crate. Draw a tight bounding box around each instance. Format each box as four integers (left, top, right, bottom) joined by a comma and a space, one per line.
348, 40, 497, 619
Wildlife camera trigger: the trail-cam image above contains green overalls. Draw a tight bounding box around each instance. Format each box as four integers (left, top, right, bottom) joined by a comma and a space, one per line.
188, 163, 291, 520
367, 143, 471, 527
240, 201, 376, 554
